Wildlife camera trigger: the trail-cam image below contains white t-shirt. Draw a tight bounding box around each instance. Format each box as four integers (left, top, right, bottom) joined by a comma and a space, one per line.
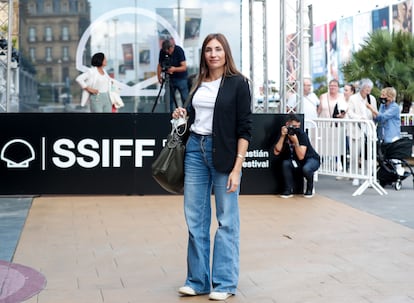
94, 73, 110, 93
287, 92, 320, 120
190, 77, 221, 135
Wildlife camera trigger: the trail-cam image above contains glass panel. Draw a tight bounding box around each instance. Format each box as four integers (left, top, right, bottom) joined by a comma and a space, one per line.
16, 0, 242, 113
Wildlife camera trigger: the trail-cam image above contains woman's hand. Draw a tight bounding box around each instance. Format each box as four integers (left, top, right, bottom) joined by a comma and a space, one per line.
86, 87, 99, 95
172, 107, 187, 119
337, 112, 345, 118
227, 170, 241, 193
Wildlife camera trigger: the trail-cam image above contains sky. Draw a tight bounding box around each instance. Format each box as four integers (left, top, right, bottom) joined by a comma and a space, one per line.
307, 0, 391, 24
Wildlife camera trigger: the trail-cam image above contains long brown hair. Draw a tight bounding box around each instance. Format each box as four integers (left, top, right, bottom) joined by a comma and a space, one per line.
190, 33, 242, 94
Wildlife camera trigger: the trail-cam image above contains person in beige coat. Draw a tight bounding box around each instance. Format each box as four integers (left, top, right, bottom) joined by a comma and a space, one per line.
347, 78, 378, 186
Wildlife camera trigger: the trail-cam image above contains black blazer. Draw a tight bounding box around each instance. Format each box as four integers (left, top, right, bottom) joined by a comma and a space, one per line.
187, 74, 252, 173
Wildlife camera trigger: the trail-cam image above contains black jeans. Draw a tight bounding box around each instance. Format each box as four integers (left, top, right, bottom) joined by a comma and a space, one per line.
281, 158, 320, 192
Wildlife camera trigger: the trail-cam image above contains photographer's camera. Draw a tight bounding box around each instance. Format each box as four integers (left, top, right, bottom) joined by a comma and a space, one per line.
287, 126, 296, 136
161, 53, 171, 72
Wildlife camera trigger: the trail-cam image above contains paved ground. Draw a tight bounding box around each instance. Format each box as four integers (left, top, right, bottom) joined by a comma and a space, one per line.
1, 174, 414, 302
316, 174, 414, 229
0, 197, 33, 261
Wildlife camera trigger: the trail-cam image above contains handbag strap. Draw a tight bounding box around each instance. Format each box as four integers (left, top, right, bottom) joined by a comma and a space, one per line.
171, 119, 187, 136
170, 83, 197, 136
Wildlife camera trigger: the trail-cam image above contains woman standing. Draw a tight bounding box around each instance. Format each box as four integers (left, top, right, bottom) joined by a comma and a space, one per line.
76, 52, 114, 113
332, 83, 356, 178
318, 79, 345, 118
333, 83, 355, 118
172, 33, 252, 301
317, 79, 346, 170
367, 87, 400, 144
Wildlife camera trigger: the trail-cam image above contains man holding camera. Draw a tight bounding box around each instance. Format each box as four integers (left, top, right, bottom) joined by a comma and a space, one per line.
157, 39, 189, 112
273, 114, 320, 198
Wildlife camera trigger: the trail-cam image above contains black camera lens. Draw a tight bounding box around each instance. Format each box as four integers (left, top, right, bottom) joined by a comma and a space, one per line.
287, 126, 296, 136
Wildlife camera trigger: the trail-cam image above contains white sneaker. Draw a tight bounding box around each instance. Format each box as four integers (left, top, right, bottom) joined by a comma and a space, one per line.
178, 286, 197, 296
209, 292, 232, 301
352, 178, 360, 186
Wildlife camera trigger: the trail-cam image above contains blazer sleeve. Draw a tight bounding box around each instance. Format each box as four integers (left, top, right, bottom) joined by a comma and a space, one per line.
76, 68, 92, 89
236, 77, 253, 142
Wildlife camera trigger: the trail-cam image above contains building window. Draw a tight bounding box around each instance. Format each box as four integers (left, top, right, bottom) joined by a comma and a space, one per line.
29, 48, 36, 62
62, 26, 69, 41
44, 1, 53, 13
63, 67, 69, 83
62, 1, 69, 13
29, 27, 36, 42
45, 27, 53, 42
46, 67, 53, 81
28, 2, 37, 14
62, 46, 69, 61
46, 47, 53, 62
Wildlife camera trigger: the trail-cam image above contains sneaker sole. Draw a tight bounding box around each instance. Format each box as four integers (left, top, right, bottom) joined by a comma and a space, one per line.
209, 292, 232, 300
178, 286, 197, 296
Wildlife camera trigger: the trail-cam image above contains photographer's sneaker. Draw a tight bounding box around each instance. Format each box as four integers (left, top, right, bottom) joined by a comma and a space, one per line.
280, 191, 293, 199
304, 189, 314, 198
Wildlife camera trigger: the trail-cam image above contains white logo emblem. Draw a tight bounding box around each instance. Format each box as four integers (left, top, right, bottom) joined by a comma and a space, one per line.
0, 139, 36, 168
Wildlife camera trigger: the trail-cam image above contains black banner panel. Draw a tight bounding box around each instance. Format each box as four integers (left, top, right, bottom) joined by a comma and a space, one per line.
0, 113, 295, 195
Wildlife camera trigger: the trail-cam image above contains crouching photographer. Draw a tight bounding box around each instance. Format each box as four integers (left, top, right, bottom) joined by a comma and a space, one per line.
273, 114, 320, 198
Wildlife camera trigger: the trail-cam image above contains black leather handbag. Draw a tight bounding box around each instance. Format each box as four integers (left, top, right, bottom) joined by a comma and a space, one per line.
151, 119, 187, 194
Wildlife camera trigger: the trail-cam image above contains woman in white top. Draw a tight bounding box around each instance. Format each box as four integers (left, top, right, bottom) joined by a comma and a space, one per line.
76, 52, 113, 113
318, 79, 345, 118
172, 33, 252, 301
333, 82, 356, 118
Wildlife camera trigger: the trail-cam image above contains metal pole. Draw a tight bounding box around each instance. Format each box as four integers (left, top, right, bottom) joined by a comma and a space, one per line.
303, 1, 311, 78
134, 0, 139, 112
113, 18, 119, 79
249, 0, 254, 94
297, 0, 303, 113
262, 0, 268, 112
280, 0, 286, 112
134, 0, 139, 82
177, 0, 182, 38
6, 0, 13, 112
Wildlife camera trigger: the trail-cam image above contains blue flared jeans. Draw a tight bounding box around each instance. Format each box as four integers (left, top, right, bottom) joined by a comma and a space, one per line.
183, 133, 240, 294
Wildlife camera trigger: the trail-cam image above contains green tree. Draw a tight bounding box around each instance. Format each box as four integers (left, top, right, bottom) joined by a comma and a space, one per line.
341, 30, 414, 113
312, 75, 327, 98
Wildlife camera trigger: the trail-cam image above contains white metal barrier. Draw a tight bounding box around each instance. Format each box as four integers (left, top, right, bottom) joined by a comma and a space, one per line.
306, 118, 387, 196
401, 114, 414, 157
401, 113, 414, 127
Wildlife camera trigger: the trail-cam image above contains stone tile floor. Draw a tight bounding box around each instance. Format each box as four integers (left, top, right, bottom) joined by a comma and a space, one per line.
1, 174, 414, 302
9, 194, 414, 303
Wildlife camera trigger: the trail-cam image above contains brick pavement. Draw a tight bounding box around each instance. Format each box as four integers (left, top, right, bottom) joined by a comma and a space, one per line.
10, 195, 414, 303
